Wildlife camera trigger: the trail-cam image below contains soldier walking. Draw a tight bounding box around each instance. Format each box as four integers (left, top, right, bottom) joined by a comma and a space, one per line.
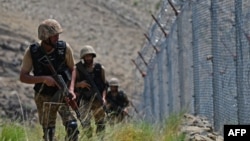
19, 19, 79, 141
105, 77, 129, 124
74, 45, 107, 137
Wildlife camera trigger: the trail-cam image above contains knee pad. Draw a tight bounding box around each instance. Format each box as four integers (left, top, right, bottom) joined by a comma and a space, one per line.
65, 120, 79, 141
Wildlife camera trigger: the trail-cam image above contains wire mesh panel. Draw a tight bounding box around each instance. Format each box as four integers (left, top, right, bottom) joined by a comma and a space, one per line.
212, 0, 238, 131
133, 0, 250, 132
192, 0, 214, 122
243, 0, 250, 123
236, 0, 250, 124
176, 3, 194, 114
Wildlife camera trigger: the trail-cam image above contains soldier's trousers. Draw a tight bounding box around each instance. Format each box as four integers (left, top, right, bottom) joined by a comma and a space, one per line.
34, 92, 77, 140
79, 98, 106, 135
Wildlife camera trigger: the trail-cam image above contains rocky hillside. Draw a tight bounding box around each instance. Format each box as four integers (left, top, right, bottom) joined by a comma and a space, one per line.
0, 1, 225, 140
180, 114, 223, 141
0, 0, 160, 121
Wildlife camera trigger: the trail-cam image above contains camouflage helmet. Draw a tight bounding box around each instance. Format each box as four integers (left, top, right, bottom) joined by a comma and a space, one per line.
80, 45, 96, 58
38, 19, 63, 40
109, 77, 119, 87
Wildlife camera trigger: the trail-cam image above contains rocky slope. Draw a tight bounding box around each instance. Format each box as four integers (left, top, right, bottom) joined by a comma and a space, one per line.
180, 114, 224, 141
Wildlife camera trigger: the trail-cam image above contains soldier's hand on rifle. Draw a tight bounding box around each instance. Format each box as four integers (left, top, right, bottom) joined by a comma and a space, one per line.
102, 97, 107, 105
123, 108, 128, 113
43, 76, 58, 87
69, 89, 76, 100
121, 108, 129, 116
76, 81, 91, 90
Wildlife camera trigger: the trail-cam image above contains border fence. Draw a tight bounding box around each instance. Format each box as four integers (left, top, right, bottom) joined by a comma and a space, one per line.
132, 0, 250, 132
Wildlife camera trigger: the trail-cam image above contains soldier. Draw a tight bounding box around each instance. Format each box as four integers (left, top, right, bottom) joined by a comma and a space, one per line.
19, 19, 79, 141
105, 77, 129, 124
74, 45, 107, 137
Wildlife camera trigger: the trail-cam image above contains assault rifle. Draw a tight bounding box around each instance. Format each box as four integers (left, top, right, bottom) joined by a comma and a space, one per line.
76, 63, 105, 104
129, 101, 139, 114
41, 54, 84, 127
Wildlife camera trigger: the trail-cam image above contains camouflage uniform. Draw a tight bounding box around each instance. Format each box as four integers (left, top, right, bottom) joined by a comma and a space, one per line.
78, 97, 106, 137
75, 45, 107, 137
106, 78, 129, 124
20, 19, 78, 141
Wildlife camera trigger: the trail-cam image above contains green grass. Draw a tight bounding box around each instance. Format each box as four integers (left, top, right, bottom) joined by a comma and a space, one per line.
0, 112, 186, 141
104, 121, 155, 141
0, 122, 26, 141
161, 112, 186, 141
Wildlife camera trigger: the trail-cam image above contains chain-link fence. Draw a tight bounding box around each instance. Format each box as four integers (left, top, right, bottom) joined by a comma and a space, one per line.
133, 0, 250, 132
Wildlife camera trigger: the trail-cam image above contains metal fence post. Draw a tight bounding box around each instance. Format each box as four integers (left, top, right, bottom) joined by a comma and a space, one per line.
177, 9, 185, 110
192, 1, 200, 116
211, 0, 220, 131
235, 0, 244, 124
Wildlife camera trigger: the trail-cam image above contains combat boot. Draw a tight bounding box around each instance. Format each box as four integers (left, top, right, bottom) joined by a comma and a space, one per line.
43, 127, 55, 141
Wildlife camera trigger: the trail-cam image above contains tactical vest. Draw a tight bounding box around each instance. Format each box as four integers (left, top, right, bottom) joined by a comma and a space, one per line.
106, 90, 129, 108
30, 41, 70, 94
75, 62, 106, 100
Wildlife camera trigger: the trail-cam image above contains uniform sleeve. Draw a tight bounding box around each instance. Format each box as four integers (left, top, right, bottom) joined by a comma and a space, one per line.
20, 47, 33, 73
65, 42, 75, 70
121, 91, 129, 107
101, 65, 106, 84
